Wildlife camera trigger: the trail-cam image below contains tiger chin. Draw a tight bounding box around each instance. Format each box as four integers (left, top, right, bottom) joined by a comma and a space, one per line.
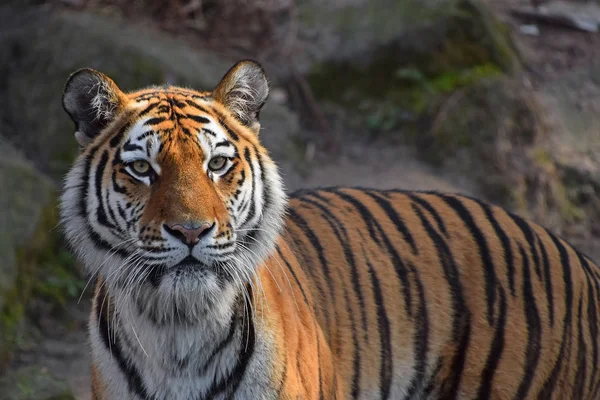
60, 60, 600, 400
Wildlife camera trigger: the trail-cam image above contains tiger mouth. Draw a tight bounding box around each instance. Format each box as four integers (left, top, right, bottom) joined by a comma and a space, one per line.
146, 256, 209, 287
170, 255, 209, 272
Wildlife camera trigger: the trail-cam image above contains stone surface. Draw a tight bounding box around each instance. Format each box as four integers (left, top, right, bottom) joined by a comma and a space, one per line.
295, 0, 455, 69
0, 366, 74, 400
304, 0, 520, 136
420, 77, 542, 206
0, 138, 56, 369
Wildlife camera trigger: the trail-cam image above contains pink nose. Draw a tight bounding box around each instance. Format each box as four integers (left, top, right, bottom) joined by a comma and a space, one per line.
164, 222, 214, 245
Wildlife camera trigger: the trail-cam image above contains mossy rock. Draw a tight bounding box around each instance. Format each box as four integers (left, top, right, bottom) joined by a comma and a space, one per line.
0, 141, 51, 367
0, 366, 74, 400
419, 77, 542, 207
0, 139, 81, 371
424, 78, 539, 164
305, 0, 519, 135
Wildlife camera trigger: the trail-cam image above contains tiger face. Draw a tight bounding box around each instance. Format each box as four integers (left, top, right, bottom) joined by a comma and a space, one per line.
60, 61, 286, 306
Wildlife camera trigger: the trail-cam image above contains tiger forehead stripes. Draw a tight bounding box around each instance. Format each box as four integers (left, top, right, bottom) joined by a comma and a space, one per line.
60, 60, 600, 400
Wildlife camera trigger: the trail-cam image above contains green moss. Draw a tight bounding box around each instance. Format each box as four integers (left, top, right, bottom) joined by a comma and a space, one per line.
531, 147, 554, 167
0, 196, 82, 368
0, 366, 74, 400
307, 0, 517, 136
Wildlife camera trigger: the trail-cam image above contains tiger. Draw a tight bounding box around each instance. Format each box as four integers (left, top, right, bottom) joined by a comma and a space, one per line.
59, 59, 600, 399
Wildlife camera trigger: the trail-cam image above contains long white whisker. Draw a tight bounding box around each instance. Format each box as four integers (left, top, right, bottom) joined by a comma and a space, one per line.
78, 237, 139, 303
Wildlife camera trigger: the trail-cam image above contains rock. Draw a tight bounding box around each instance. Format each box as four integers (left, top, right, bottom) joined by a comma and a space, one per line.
519, 24, 540, 36
0, 366, 74, 400
512, 1, 600, 33
295, 0, 455, 69
304, 0, 520, 135
421, 77, 542, 206
0, 138, 56, 369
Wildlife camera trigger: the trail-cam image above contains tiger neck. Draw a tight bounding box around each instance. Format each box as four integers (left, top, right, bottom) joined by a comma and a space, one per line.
95, 280, 256, 374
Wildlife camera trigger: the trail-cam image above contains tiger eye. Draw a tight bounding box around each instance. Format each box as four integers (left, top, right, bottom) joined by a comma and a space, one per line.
208, 156, 227, 172
132, 160, 151, 175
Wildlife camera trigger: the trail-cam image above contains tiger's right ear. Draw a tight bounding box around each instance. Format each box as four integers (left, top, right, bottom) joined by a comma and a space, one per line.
62, 68, 126, 147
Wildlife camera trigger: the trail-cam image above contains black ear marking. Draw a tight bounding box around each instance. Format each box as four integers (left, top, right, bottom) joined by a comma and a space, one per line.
212, 60, 269, 134
62, 68, 124, 147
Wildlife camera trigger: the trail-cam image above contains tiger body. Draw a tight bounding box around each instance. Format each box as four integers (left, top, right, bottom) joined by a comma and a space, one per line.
59, 61, 600, 399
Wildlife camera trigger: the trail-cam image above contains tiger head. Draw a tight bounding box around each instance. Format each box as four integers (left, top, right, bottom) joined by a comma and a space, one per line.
60, 61, 287, 308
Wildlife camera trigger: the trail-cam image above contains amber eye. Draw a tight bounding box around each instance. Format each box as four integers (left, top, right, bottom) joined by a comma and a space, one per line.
131, 160, 151, 175
208, 156, 227, 172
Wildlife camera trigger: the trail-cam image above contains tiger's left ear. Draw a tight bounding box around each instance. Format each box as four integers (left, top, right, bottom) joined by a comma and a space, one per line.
212, 60, 269, 134
62, 68, 126, 147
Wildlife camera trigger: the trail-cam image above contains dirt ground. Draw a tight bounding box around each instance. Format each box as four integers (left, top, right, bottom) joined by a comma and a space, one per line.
11, 1, 600, 398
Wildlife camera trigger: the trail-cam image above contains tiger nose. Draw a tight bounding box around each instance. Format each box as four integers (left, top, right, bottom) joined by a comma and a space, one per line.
164, 222, 215, 246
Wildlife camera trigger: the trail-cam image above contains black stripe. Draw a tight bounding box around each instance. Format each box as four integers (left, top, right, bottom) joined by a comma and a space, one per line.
410, 201, 470, 399
117, 203, 130, 233
112, 170, 127, 194
257, 150, 270, 223
143, 117, 164, 127
202, 128, 216, 137
94, 150, 118, 231
274, 245, 310, 307
423, 359, 444, 397
198, 312, 239, 374
105, 186, 120, 230
205, 290, 256, 399
536, 234, 555, 326
288, 203, 366, 398
213, 110, 240, 141
123, 142, 144, 152
95, 287, 153, 400
137, 102, 160, 117
328, 189, 414, 317
578, 253, 598, 396
80, 147, 96, 219
286, 208, 335, 325
365, 191, 418, 255
573, 293, 588, 399
441, 195, 497, 325
135, 131, 155, 141
514, 244, 541, 400
215, 140, 231, 148
476, 287, 507, 399
301, 196, 369, 335
508, 213, 542, 277
404, 264, 430, 398
185, 100, 211, 114
539, 232, 574, 396
475, 201, 516, 296
242, 147, 256, 227
407, 193, 449, 237
110, 122, 132, 148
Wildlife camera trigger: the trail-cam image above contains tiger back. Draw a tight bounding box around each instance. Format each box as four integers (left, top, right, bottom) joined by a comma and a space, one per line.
59, 60, 600, 399
282, 188, 599, 398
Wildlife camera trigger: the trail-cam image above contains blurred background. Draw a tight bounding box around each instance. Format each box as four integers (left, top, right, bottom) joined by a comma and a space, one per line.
1, 0, 600, 398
